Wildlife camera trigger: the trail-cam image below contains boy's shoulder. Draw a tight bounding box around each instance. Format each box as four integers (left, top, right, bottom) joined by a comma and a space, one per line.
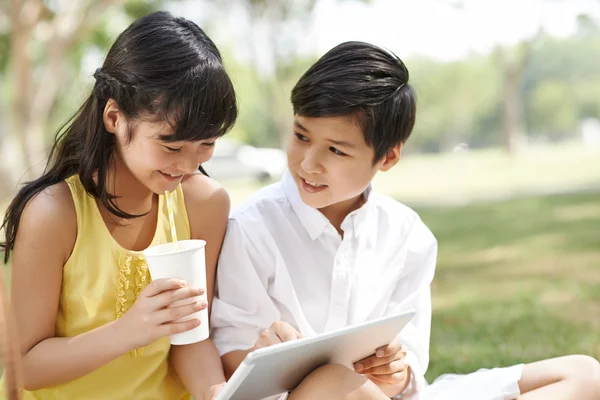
230, 180, 290, 223
370, 191, 423, 226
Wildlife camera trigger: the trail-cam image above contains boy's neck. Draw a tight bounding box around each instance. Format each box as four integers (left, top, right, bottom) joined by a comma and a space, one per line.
318, 193, 366, 236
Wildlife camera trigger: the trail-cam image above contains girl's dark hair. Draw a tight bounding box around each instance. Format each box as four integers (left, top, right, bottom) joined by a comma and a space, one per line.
291, 41, 416, 163
1, 11, 238, 263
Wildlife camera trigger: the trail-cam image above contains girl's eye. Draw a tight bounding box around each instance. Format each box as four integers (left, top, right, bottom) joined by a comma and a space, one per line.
330, 147, 347, 156
295, 132, 309, 142
202, 142, 216, 148
165, 146, 182, 153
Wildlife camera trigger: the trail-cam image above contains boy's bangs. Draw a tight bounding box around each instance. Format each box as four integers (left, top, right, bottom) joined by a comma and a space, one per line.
159, 65, 237, 142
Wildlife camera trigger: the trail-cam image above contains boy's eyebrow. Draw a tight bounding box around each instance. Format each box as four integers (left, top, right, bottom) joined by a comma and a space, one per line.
328, 139, 356, 149
295, 120, 356, 149
294, 120, 308, 132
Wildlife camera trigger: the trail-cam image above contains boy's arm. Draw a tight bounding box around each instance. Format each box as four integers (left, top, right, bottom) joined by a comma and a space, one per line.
381, 218, 438, 397
210, 217, 282, 378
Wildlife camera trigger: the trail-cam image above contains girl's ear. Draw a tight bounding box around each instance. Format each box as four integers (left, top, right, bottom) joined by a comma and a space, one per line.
103, 99, 124, 135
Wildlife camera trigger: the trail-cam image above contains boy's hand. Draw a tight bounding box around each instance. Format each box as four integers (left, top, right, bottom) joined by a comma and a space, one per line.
206, 382, 226, 400
353, 336, 410, 386
252, 321, 303, 351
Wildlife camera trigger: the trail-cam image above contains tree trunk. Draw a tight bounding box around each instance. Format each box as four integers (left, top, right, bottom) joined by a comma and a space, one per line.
496, 44, 530, 155
501, 58, 524, 154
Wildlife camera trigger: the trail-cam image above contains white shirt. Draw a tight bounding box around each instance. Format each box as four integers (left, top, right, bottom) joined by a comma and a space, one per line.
211, 171, 438, 398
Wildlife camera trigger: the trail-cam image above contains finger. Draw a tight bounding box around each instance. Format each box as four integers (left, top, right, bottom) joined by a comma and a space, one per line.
160, 318, 201, 337
368, 371, 407, 385
152, 286, 205, 309
375, 336, 403, 358
273, 321, 302, 342
361, 359, 406, 376
256, 328, 284, 349
142, 278, 188, 297
354, 353, 396, 372
366, 374, 387, 384
155, 300, 208, 324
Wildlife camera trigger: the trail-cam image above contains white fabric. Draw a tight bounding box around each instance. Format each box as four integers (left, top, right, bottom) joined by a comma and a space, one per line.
419, 364, 524, 400
211, 170, 525, 400
211, 171, 437, 399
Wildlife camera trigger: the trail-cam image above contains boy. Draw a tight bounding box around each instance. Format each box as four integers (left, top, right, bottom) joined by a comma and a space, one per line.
211, 41, 433, 399
210, 41, 600, 400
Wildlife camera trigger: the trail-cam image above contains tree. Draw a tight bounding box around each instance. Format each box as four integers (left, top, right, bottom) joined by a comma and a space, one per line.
201, 0, 318, 147
437, 0, 548, 154
0, 0, 166, 203
203, 0, 373, 148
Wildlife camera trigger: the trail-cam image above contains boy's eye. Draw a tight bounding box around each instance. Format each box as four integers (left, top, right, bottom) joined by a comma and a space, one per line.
164, 146, 182, 153
294, 132, 309, 142
330, 147, 347, 156
202, 142, 216, 148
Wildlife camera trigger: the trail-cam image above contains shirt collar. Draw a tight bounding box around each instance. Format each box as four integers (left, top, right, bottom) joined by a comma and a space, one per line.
282, 170, 377, 241
282, 170, 330, 240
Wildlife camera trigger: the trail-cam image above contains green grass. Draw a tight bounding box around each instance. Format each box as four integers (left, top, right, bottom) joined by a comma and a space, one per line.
418, 191, 600, 380
1, 142, 599, 383
373, 141, 600, 206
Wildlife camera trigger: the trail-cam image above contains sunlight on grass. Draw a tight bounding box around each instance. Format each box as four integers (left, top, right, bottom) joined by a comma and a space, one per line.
1, 142, 599, 381
417, 191, 600, 380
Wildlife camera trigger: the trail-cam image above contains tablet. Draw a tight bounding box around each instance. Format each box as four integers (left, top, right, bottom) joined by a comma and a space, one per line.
216, 310, 415, 400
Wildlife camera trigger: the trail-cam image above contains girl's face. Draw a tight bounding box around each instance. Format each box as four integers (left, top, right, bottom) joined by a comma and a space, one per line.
104, 100, 217, 194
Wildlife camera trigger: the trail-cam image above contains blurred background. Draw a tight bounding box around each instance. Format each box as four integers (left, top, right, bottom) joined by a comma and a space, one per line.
1, 0, 600, 381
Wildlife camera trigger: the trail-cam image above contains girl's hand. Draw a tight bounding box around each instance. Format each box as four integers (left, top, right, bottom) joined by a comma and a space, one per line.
117, 278, 207, 350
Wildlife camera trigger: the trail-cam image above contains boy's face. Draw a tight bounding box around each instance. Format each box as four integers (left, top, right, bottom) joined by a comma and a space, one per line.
287, 115, 400, 210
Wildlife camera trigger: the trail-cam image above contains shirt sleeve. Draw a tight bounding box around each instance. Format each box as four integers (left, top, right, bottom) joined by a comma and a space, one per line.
385, 217, 438, 397
210, 217, 281, 356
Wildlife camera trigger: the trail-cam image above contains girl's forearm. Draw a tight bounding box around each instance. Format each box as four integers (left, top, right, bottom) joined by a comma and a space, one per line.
22, 320, 130, 390
170, 339, 226, 400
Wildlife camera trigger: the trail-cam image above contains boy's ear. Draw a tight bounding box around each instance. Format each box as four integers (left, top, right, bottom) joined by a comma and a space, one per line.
102, 99, 123, 135
378, 143, 402, 172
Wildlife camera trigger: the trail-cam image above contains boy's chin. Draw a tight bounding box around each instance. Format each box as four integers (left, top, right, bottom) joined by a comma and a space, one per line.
298, 191, 334, 210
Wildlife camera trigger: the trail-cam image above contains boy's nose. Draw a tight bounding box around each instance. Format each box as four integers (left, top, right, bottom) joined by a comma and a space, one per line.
300, 150, 324, 174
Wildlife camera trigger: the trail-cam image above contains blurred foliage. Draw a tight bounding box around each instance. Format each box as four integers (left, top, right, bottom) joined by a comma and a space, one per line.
2, 1, 600, 155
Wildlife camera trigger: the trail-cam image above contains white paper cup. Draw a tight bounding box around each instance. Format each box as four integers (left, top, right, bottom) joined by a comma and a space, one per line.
143, 239, 209, 345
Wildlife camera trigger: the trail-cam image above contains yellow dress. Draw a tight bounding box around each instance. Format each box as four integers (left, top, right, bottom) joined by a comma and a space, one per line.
7, 175, 193, 400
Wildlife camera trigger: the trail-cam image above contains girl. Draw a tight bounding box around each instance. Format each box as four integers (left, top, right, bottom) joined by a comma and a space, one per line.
1, 11, 237, 399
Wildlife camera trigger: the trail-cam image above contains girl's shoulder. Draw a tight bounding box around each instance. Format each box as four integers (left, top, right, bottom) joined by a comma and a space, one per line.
17, 181, 77, 261
181, 173, 230, 234
22, 181, 76, 226
181, 173, 229, 208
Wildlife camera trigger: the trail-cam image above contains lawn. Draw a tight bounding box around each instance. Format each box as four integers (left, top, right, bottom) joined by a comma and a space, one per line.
419, 190, 600, 380
1, 142, 599, 384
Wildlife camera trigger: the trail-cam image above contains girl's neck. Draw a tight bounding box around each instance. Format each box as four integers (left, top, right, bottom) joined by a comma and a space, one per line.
99, 156, 155, 216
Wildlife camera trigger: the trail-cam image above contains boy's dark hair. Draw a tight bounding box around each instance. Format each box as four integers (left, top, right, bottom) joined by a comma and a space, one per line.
291, 41, 416, 162
1, 11, 238, 262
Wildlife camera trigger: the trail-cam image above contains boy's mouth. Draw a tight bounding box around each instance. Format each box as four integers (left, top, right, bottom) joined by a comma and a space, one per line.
300, 177, 328, 193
